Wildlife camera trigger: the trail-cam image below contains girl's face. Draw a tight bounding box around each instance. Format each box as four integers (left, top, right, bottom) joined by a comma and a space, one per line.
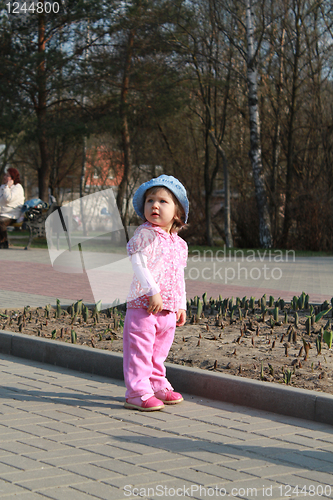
144, 188, 177, 233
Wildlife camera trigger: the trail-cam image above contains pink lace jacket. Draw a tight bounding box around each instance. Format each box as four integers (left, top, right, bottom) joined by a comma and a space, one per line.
126, 222, 188, 312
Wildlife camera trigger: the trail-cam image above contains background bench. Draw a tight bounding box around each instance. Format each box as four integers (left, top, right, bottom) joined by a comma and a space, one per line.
9, 202, 58, 250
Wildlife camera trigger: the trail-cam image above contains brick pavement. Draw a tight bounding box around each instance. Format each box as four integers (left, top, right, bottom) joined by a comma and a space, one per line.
1, 247, 333, 499
0, 248, 332, 308
0, 353, 333, 500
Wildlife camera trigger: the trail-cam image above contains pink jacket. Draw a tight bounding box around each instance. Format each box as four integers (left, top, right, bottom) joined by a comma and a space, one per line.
126, 222, 187, 312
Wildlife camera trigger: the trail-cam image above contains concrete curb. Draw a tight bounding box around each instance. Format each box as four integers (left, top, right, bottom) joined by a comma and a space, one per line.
0, 329, 332, 426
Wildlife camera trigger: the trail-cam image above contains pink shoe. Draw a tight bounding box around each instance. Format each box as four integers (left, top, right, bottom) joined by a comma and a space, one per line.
124, 395, 165, 411
154, 389, 183, 404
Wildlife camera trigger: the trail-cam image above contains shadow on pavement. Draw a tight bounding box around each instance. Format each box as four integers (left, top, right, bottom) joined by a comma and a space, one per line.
110, 435, 333, 472
0, 385, 123, 410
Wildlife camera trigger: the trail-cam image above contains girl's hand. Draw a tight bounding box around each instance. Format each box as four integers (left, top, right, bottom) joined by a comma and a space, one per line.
6, 179, 14, 188
176, 309, 186, 327
147, 293, 163, 314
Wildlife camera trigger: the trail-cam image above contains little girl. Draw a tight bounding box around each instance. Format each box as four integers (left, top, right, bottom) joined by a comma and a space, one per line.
123, 174, 189, 411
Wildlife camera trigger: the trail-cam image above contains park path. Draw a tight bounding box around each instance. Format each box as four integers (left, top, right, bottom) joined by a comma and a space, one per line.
0, 247, 332, 308
1, 250, 333, 499
0, 352, 333, 500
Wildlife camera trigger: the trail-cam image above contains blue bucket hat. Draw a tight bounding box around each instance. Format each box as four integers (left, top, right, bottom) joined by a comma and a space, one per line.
133, 175, 189, 223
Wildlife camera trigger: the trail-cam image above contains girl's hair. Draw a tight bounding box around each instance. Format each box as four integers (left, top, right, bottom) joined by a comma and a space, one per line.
144, 186, 186, 232
7, 168, 21, 185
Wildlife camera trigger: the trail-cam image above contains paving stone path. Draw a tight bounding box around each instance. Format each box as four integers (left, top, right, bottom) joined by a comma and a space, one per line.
0, 353, 333, 500
1, 247, 333, 499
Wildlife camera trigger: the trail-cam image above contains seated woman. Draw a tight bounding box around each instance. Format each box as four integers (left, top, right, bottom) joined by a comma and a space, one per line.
0, 168, 25, 249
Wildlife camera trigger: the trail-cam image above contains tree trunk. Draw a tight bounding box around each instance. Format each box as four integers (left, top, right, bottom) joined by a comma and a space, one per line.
246, 0, 272, 248
281, 4, 301, 246
208, 131, 233, 248
271, 28, 285, 244
116, 29, 135, 240
204, 92, 214, 246
223, 154, 233, 248
80, 22, 90, 237
219, 39, 233, 249
37, 4, 51, 202
191, 48, 233, 248
80, 136, 88, 236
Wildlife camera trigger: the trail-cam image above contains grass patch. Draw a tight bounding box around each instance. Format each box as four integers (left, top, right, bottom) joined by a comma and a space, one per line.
9, 232, 332, 257
9, 232, 47, 249
8, 231, 127, 253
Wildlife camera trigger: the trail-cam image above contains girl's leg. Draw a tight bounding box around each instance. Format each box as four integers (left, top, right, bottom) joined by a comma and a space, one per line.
123, 308, 157, 400
150, 310, 176, 393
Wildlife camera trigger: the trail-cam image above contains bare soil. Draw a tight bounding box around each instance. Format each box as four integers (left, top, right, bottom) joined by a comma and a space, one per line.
1, 303, 333, 395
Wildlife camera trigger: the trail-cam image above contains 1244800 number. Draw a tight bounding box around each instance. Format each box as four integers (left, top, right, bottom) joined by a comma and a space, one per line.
278, 484, 332, 497
6, 2, 60, 13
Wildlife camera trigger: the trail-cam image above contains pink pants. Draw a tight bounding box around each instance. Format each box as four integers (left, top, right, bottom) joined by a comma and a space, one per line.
123, 308, 176, 399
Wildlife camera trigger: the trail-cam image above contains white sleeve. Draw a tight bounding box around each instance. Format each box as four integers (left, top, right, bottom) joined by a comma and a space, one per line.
2, 184, 24, 206
130, 252, 160, 297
